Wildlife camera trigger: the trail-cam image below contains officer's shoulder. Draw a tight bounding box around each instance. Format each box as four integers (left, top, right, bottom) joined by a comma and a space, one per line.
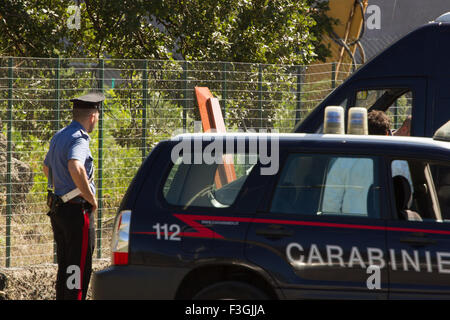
72, 128, 90, 141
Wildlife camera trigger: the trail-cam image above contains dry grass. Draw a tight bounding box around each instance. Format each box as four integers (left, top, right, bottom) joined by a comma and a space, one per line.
1, 194, 117, 267
0, 259, 110, 300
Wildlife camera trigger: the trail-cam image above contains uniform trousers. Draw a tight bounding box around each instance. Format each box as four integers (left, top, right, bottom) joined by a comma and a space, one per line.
50, 201, 95, 300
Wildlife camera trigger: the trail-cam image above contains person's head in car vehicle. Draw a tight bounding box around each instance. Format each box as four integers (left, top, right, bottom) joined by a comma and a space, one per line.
368, 110, 411, 136
368, 110, 391, 135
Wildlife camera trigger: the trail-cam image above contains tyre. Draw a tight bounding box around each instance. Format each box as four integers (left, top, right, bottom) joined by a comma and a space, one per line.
192, 281, 269, 300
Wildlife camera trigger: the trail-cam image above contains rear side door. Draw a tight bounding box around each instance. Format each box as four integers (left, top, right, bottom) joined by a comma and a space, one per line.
245, 151, 389, 299
129, 138, 268, 266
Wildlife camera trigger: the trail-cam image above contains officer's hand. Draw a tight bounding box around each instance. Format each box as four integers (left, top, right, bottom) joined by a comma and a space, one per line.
89, 197, 98, 213
82, 192, 97, 213
68, 159, 98, 211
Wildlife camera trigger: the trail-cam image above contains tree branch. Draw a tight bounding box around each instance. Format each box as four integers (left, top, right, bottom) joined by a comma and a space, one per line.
0, 18, 25, 55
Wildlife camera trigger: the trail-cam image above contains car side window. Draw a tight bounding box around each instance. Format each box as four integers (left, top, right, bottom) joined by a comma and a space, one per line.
391, 159, 444, 222
386, 92, 412, 135
392, 160, 414, 192
431, 164, 450, 222
354, 88, 412, 136
163, 153, 256, 209
270, 154, 381, 218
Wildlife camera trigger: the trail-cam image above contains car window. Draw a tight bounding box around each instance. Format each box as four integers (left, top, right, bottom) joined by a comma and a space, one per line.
392, 160, 414, 192
354, 88, 412, 135
385, 91, 412, 133
390, 159, 443, 222
163, 153, 256, 209
355, 89, 386, 109
431, 164, 450, 222
270, 154, 381, 218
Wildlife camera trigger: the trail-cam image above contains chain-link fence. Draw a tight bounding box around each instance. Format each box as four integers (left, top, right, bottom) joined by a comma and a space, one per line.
0, 57, 356, 267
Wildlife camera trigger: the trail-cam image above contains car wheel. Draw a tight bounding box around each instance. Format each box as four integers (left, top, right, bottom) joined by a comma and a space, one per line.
192, 281, 269, 300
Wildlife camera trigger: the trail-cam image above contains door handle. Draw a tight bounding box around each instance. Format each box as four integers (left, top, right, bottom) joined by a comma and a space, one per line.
256, 224, 294, 240
400, 233, 437, 247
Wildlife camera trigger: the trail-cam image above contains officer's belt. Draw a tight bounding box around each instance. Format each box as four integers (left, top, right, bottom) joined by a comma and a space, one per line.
60, 176, 94, 203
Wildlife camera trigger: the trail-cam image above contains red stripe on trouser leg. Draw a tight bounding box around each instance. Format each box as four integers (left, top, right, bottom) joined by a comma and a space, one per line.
77, 209, 90, 300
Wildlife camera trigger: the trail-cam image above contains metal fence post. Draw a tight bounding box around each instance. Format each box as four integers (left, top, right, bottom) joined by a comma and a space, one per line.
258, 64, 263, 129
53, 57, 61, 264
331, 62, 336, 89
96, 59, 104, 259
55, 57, 61, 130
222, 62, 227, 120
394, 98, 399, 128
183, 61, 188, 131
6, 57, 13, 267
142, 60, 148, 161
295, 65, 303, 124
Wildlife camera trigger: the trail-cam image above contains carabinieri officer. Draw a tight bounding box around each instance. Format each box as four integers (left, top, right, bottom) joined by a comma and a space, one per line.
43, 91, 104, 300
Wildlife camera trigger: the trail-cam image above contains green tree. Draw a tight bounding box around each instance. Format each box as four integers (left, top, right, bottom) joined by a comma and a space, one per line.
0, 0, 332, 64
0, 1, 335, 151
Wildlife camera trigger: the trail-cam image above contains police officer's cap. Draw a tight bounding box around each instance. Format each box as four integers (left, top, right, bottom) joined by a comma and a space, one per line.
70, 91, 105, 109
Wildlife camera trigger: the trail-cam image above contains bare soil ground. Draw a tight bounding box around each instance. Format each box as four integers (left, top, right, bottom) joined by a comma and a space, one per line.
0, 259, 110, 300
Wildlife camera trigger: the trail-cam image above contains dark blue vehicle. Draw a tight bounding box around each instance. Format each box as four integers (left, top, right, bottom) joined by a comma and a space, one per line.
92, 16, 450, 300
93, 130, 450, 299
296, 17, 450, 137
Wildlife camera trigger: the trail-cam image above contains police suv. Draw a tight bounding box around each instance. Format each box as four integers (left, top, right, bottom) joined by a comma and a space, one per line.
92, 110, 450, 300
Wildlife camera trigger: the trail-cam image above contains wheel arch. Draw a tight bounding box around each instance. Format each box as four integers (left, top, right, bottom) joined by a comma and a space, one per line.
174, 262, 281, 299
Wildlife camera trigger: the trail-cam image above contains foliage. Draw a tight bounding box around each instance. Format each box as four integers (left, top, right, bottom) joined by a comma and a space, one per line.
0, 0, 336, 150
0, 0, 333, 64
